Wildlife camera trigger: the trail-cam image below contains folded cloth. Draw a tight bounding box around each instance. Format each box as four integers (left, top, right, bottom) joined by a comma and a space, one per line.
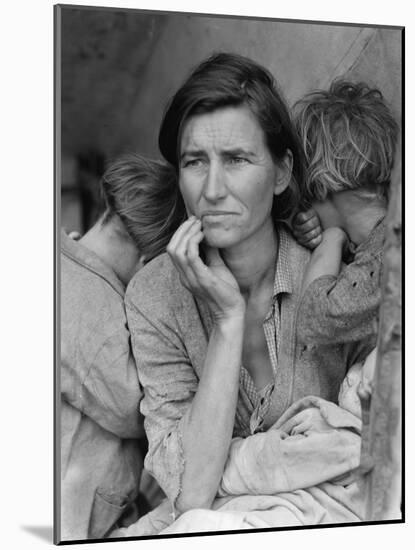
218, 395, 362, 497
161, 396, 365, 534
112, 395, 366, 536
161, 480, 365, 534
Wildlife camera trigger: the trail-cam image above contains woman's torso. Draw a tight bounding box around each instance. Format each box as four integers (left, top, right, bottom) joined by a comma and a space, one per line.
126, 227, 364, 439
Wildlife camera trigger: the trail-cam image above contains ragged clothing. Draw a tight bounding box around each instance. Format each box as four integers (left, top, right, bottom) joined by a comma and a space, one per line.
160, 351, 402, 535
125, 226, 373, 508
217, 395, 361, 499
296, 218, 385, 347
60, 231, 144, 541
111, 394, 369, 537
161, 381, 403, 534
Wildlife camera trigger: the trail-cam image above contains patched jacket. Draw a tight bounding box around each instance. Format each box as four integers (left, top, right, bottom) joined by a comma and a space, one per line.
296, 219, 385, 346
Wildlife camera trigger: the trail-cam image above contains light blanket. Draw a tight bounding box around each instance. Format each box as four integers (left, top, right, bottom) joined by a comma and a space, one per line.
112, 395, 365, 536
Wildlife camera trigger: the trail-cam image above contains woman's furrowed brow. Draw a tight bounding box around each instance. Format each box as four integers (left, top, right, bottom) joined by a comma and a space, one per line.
221, 147, 256, 157
180, 149, 206, 160
180, 147, 257, 161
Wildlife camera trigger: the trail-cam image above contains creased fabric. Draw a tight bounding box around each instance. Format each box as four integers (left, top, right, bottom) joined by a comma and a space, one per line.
296, 219, 384, 346
111, 395, 367, 537
158, 396, 366, 534
218, 395, 361, 497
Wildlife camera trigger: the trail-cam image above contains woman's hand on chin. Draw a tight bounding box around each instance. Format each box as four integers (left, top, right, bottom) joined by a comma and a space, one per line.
167, 216, 245, 322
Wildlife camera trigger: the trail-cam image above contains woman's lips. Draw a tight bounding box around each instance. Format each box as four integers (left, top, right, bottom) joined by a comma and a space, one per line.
201, 211, 238, 221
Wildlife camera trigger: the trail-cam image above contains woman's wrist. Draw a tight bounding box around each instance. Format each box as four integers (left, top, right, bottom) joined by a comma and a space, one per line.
214, 307, 246, 331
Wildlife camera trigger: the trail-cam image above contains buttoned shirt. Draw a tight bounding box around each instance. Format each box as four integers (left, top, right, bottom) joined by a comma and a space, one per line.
240, 229, 293, 433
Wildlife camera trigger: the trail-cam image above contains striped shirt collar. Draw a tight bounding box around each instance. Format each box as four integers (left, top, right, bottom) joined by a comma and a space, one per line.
272, 225, 293, 300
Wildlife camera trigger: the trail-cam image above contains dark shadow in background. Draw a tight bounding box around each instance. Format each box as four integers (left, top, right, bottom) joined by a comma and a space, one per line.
21, 525, 53, 543
78, 150, 105, 231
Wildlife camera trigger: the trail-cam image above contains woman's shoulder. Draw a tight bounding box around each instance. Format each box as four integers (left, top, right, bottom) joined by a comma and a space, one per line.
279, 225, 311, 265
125, 252, 188, 311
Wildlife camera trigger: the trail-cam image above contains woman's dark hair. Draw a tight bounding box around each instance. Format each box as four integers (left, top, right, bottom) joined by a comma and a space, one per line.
101, 153, 186, 263
158, 52, 305, 221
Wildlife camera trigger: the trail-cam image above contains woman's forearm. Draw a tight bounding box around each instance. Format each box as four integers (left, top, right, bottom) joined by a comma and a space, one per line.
165, 218, 247, 513
176, 313, 245, 514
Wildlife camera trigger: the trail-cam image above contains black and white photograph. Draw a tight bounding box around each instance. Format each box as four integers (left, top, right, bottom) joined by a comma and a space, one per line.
54, 2, 403, 545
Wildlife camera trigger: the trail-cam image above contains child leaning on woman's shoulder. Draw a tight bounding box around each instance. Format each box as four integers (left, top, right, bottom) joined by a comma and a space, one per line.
292, 79, 399, 358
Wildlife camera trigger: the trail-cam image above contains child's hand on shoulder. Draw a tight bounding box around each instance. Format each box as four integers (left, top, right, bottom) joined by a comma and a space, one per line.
292, 208, 323, 250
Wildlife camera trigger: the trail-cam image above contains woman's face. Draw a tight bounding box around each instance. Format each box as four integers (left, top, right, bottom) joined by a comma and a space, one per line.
178, 105, 292, 250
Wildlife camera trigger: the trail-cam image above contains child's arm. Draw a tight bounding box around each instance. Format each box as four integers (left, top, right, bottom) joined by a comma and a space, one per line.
297, 230, 382, 346
301, 227, 348, 296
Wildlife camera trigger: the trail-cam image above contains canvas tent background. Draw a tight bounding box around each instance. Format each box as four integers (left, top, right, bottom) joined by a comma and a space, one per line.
58, 6, 403, 521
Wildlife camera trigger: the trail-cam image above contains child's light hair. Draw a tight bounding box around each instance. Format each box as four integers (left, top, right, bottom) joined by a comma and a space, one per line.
294, 80, 399, 203
101, 153, 186, 264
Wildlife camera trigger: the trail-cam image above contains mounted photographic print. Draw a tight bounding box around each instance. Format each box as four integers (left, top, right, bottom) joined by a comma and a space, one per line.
54, 3, 404, 544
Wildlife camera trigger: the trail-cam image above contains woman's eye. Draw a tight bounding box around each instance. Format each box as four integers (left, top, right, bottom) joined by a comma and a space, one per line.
229, 157, 248, 165
184, 159, 203, 168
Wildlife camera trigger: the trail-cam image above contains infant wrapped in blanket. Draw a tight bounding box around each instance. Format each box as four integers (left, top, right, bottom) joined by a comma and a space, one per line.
112, 349, 378, 536
159, 349, 376, 533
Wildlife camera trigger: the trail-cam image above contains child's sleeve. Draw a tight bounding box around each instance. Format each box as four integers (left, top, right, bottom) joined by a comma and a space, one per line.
296, 253, 382, 345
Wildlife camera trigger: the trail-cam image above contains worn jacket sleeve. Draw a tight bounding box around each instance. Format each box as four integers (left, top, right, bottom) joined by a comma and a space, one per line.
296, 253, 382, 345
125, 289, 198, 507
62, 320, 144, 440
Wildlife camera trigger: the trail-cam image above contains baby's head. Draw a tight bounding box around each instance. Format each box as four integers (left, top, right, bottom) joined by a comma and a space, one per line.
338, 347, 378, 418
294, 80, 399, 208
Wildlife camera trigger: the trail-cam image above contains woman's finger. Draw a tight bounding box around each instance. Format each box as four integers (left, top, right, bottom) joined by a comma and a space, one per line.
181, 228, 206, 288
166, 218, 195, 278
167, 216, 197, 252
169, 219, 205, 290
186, 229, 207, 271
167, 216, 199, 270
170, 225, 244, 315
174, 218, 203, 265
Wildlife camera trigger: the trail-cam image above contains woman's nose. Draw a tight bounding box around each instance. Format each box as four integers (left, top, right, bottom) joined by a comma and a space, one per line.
202, 162, 227, 202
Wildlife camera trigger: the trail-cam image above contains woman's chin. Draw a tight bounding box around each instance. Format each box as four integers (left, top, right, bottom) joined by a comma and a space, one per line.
203, 229, 238, 249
